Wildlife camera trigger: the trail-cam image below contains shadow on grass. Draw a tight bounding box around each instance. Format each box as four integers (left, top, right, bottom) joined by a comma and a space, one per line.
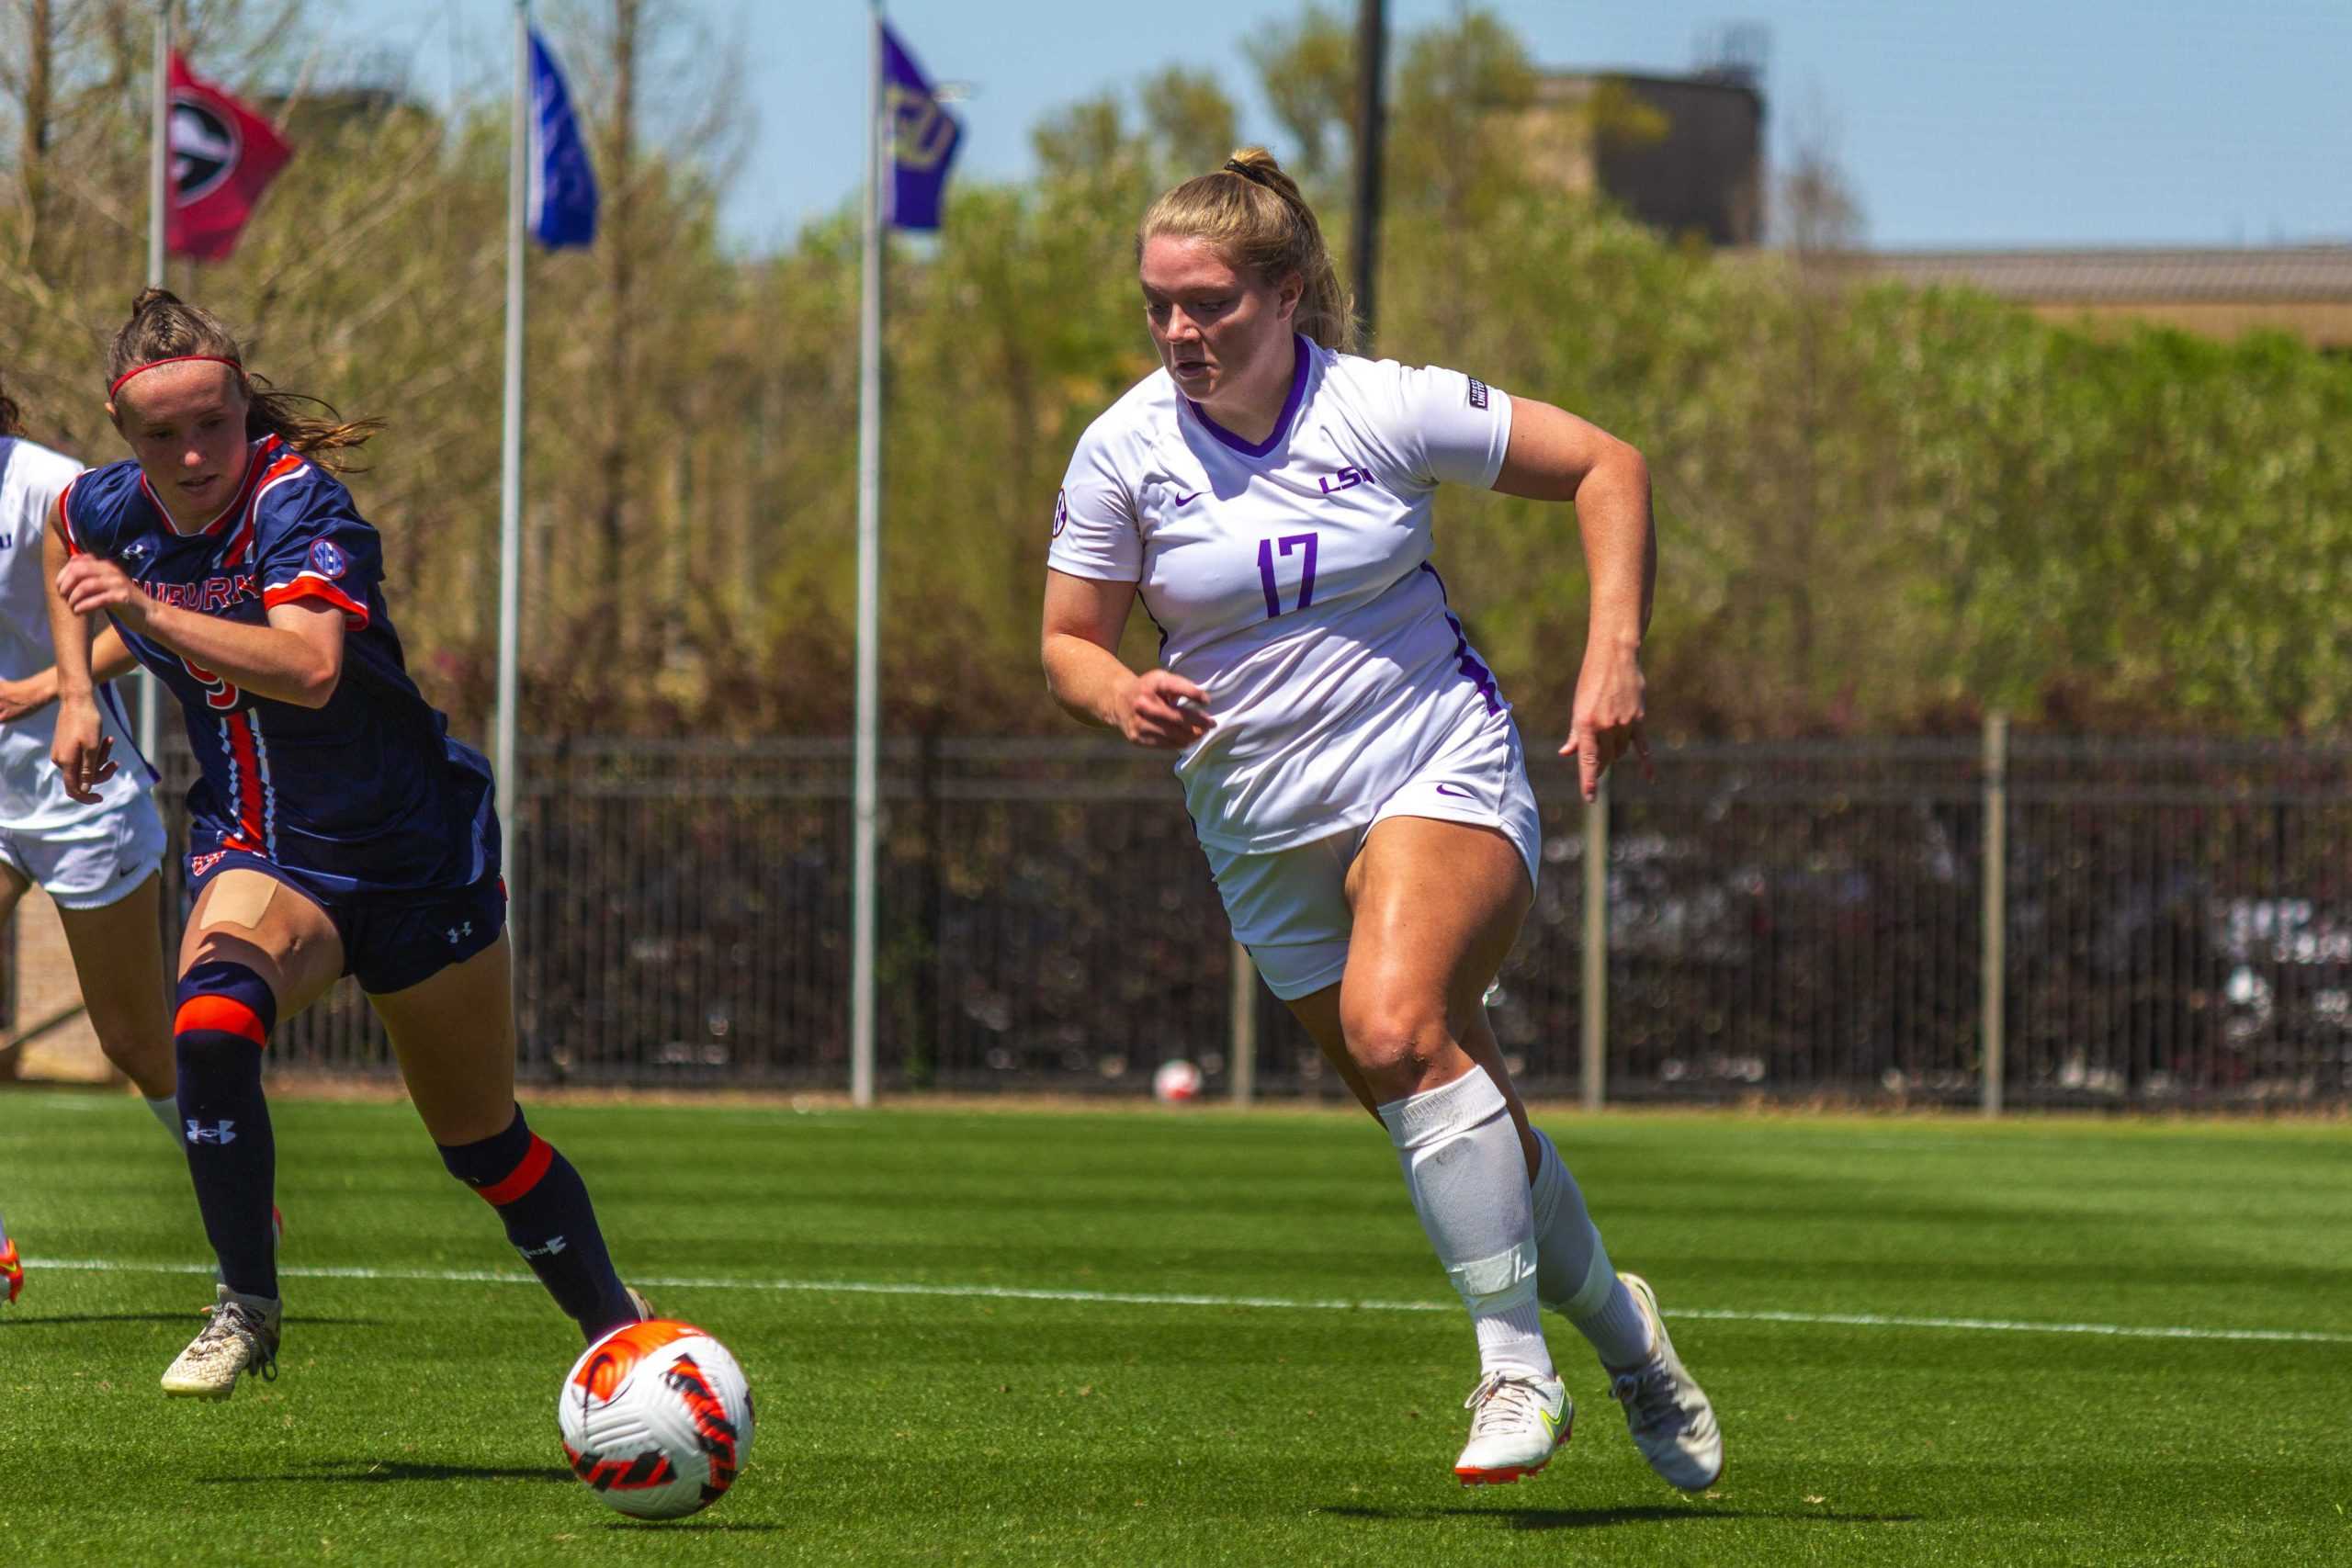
1318, 1504, 1919, 1530
0, 1312, 209, 1327
1, 1314, 387, 1329
603, 1521, 791, 1533
201, 1460, 574, 1485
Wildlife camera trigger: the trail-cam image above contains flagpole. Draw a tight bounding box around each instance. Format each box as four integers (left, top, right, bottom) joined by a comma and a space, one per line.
494, 0, 527, 914
849, 0, 886, 1109
139, 2, 169, 766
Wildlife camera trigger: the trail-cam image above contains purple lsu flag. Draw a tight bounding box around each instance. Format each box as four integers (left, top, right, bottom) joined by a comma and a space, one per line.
880, 22, 961, 231
527, 28, 597, 248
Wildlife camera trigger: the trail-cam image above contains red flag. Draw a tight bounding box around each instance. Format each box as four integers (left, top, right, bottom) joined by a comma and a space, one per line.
165, 52, 294, 262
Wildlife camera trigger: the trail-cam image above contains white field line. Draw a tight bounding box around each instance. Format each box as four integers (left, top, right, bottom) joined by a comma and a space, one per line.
23, 1255, 2352, 1348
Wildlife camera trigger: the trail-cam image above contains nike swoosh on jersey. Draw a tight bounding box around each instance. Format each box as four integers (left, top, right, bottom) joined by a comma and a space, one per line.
1172, 490, 1202, 506
1434, 782, 1476, 799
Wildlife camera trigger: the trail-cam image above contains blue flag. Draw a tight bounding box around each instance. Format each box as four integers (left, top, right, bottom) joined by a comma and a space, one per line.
527, 28, 597, 249
880, 22, 961, 231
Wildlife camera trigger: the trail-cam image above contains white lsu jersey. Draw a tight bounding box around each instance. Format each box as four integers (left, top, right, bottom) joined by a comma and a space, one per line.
1049, 334, 1517, 852
0, 436, 152, 831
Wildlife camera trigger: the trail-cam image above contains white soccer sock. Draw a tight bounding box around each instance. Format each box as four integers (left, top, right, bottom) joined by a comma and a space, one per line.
1529, 1128, 1656, 1371
145, 1094, 181, 1144
1378, 1067, 1555, 1382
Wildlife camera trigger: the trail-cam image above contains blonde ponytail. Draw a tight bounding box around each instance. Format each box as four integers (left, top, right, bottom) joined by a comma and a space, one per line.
1139, 147, 1357, 353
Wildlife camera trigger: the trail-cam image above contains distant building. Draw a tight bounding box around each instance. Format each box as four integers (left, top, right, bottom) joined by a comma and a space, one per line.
1529, 68, 1766, 247
1855, 247, 2352, 352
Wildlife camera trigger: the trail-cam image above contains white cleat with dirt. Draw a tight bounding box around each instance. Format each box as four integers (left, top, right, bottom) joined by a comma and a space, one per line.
1453, 1371, 1571, 1485
1610, 1272, 1724, 1491
161, 1284, 281, 1400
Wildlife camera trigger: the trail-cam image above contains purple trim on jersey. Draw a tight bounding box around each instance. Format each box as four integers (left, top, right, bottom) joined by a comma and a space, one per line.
1419, 563, 1501, 716
1184, 334, 1310, 460
96, 682, 163, 787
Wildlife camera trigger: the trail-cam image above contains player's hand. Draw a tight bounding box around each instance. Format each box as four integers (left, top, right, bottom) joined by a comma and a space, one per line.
1116, 670, 1215, 750
1561, 638, 1652, 803
51, 695, 117, 804
0, 675, 51, 725
55, 555, 149, 628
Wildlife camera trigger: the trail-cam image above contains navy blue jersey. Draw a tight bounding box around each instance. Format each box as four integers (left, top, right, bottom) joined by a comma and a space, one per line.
58, 436, 492, 897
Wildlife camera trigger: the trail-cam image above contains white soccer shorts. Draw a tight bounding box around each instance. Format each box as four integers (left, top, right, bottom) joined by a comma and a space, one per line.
0, 793, 168, 911
1202, 708, 1544, 1001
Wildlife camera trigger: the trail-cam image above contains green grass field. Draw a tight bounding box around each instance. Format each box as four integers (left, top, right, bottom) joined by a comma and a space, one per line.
1, 1091, 2346, 1566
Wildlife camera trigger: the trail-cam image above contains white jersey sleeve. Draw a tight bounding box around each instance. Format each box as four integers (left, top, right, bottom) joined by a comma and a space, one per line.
1346, 361, 1515, 493
1046, 416, 1142, 582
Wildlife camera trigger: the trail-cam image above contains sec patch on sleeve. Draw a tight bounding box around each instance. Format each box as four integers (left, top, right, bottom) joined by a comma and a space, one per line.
1051, 488, 1069, 538
1466, 377, 1490, 411
309, 538, 349, 579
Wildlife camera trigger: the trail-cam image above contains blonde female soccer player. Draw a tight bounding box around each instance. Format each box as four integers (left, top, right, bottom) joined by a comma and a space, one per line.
1040, 149, 1721, 1490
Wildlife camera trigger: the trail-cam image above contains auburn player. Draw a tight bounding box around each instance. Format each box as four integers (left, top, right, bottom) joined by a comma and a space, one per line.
47, 290, 646, 1399
1041, 150, 1720, 1490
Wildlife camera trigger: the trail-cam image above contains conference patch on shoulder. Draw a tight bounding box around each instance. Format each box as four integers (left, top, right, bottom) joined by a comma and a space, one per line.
309, 538, 349, 580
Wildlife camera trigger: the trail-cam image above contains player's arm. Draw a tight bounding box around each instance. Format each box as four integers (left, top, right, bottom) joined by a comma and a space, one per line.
1041, 570, 1212, 750
43, 504, 117, 802
0, 626, 138, 724
1492, 398, 1656, 801
54, 551, 345, 709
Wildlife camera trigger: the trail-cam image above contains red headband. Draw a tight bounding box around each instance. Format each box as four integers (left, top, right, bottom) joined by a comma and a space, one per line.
108, 355, 243, 399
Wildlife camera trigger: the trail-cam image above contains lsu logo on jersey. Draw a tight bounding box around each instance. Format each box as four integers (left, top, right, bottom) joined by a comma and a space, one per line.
309, 539, 349, 579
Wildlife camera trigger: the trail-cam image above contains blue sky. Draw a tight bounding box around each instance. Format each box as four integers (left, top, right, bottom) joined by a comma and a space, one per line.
330, 0, 2352, 252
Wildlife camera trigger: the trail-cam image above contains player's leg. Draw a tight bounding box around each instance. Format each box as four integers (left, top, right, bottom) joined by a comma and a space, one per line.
55, 871, 179, 1122
161, 864, 344, 1398
0, 854, 28, 1305
365, 930, 640, 1340
1333, 815, 1569, 1483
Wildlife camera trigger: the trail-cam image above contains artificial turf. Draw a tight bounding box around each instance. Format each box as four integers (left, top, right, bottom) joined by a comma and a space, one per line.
0, 1090, 2346, 1566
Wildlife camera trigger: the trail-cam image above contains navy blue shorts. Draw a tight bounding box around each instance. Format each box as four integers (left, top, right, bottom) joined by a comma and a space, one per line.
187, 851, 507, 995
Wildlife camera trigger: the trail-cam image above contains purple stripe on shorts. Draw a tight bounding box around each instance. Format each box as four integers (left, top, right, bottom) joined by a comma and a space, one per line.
1185, 335, 1310, 459
1418, 563, 1501, 716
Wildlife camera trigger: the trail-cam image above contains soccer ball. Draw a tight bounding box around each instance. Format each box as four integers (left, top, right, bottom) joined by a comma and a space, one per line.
559, 1318, 754, 1519
1152, 1058, 1204, 1103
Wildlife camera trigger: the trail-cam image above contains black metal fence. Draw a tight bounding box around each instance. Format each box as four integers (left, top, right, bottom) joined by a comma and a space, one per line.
138, 733, 2352, 1108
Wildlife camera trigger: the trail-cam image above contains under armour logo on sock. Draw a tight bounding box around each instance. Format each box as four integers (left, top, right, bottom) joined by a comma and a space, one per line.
186, 1119, 238, 1145
520, 1235, 569, 1258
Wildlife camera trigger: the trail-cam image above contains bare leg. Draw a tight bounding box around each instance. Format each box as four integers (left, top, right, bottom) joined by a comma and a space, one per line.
57, 872, 175, 1100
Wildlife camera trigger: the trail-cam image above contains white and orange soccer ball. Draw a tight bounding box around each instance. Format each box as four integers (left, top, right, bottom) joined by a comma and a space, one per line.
559, 1318, 754, 1519
1152, 1058, 1204, 1103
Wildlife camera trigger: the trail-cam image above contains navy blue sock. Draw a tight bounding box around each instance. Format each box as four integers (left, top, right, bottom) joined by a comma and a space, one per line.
174, 962, 279, 1300
441, 1107, 637, 1338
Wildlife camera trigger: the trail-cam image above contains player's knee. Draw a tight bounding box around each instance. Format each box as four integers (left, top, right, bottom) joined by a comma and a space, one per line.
173, 960, 278, 1063
1339, 993, 1453, 1096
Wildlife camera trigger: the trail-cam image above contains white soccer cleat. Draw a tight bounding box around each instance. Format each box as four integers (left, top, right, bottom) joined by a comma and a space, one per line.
161, 1284, 280, 1400
1453, 1371, 1571, 1485
1610, 1272, 1724, 1491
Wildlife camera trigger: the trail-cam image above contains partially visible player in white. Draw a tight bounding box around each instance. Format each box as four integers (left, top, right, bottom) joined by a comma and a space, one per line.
1041, 149, 1721, 1491
0, 370, 183, 1305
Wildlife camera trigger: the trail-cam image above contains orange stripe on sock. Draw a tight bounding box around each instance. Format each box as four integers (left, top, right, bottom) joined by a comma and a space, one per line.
174, 995, 267, 1046
475, 1134, 554, 1207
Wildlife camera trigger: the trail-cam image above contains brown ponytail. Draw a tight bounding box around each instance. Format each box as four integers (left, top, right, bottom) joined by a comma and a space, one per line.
0, 372, 21, 438
1138, 146, 1357, 354
108, 288, 383, 472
